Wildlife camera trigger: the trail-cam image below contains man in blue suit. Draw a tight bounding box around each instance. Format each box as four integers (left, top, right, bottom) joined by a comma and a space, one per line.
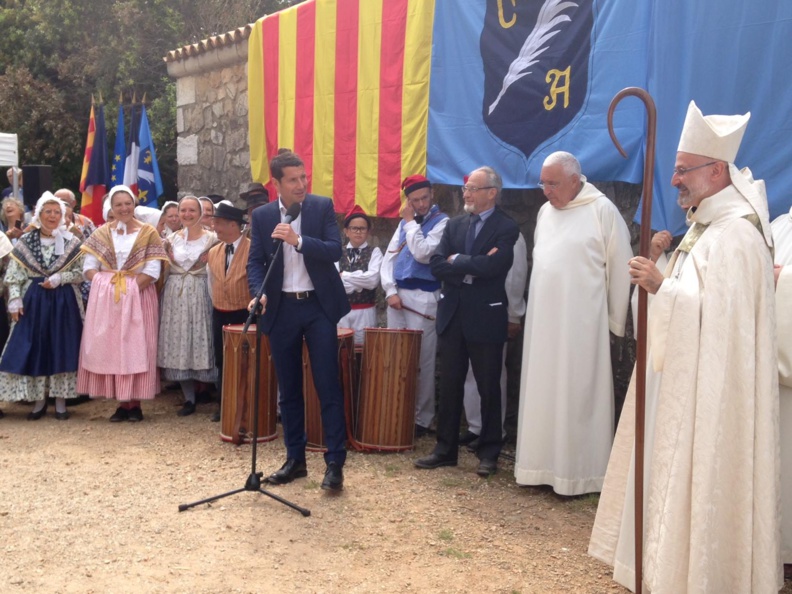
247, 150, 350, 491
414, 166, 519, 477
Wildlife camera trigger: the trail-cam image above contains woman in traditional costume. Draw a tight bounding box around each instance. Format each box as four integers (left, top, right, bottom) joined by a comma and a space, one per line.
158, 201, 181, 237
158, 196, 218, 416
77, 185, 168, 422
0, 193, 84, 420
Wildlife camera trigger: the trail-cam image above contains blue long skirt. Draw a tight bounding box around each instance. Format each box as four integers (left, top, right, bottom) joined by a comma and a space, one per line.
0, 279, 83, 376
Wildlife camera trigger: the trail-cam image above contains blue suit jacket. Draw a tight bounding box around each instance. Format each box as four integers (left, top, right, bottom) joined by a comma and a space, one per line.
430, 207, 519, 343
247, 194, 350, 334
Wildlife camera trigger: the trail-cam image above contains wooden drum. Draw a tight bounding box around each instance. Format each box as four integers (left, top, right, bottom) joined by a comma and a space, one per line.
303, 328, 356, 451
220, 324, 279, 444
355, 328, 422, 452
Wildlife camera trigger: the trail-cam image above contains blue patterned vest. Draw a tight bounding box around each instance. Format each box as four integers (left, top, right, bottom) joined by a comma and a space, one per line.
393, 204, 447, 292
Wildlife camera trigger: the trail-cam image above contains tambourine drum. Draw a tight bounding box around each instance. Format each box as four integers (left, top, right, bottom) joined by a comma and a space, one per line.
304, 328, 356, 451
355, 328, 422, 451
220, 324, 278, 443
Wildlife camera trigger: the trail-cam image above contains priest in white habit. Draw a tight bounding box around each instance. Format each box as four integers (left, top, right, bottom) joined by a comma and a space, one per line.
771, 208, 792, 576
589, 101, 781, 593
514, 151, 632, 496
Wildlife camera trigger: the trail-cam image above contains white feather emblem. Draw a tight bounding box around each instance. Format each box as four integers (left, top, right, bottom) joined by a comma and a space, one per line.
487, 0, 578, 116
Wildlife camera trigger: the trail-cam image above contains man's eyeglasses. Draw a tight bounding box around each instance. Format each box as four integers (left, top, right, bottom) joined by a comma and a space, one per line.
462, 185, 495, 193
538, 181, 561, 190
347, 226, 368, 233
672, 161, 717, 177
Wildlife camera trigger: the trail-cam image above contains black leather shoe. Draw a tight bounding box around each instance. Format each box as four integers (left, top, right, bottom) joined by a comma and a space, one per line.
210, 408, 220, 423
267, 459, 308, 485
415, 424, 431, 438
54, 411, 70, 421
27, 402, 48, 421
321, 462, 344, 491
176, 401, 196, 417
109, 407, 128, 422
414, 453, 458, 469
466, 437, 480, 453
127, 407, 143, 422
458, 430, 479, 446
476, 458, 498, 477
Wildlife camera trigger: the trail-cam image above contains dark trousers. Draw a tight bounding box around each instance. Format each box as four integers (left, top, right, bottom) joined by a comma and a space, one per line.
267, 296, 347, 467
434, 313, 505, 461
212, 308, 249, 398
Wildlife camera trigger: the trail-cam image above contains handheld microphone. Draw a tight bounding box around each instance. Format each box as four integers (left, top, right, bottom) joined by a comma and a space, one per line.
273, 202, 302, 248
284, 202, 302, 225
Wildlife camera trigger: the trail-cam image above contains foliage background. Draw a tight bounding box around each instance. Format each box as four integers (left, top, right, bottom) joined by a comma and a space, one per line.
0, 0, 302, 204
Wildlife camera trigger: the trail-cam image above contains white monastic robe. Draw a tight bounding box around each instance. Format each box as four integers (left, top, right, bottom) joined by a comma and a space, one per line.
771, 207, 792, 565
590, 183, 781, 593
514, 181, 632, 496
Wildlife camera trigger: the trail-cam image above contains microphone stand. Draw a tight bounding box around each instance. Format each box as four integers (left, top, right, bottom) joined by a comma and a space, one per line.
179, 238, 310, 517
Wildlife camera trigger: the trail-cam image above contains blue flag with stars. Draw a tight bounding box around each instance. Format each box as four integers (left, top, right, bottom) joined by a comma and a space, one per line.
136, 106, 163, 207
111, 105, 125, 187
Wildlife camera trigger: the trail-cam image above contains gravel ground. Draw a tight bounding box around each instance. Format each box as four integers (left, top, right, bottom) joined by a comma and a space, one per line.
1, 390, 789, 594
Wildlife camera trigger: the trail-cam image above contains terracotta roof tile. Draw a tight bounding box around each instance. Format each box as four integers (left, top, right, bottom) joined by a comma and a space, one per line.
164, 24, 253, 63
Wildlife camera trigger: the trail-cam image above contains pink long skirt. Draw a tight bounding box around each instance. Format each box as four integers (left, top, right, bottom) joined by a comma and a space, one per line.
77, 272, 160, 401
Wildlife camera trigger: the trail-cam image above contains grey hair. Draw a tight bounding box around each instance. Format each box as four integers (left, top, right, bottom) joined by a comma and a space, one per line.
54, 188, 76, 205
471, 166, 503, 201
0, 196, 25, 226
543, 151, 582, 177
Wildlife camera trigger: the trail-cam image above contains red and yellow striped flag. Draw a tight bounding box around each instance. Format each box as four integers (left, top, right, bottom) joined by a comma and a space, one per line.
248, 0, 435, 217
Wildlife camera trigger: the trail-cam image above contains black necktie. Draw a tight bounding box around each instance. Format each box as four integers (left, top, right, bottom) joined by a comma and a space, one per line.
225, 243, 234, 272
348, 247, 361, 265
465, 214, 481, 254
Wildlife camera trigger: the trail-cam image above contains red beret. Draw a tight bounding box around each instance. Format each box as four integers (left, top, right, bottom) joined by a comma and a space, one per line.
463, 175, 470, 185
344, 204, 371, 227
401, 174, 431, 196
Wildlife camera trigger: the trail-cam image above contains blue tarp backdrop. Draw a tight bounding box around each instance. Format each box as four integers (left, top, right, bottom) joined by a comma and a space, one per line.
427, 0, 792, 236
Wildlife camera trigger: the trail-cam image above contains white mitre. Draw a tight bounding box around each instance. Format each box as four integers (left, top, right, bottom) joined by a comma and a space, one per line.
678, 100, 772, 248
677, 100, 749, 163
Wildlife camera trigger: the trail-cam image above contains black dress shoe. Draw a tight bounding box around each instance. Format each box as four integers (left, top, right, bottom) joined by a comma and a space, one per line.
414, 453, 458, 469
109, 407, 129, 422
321, 462, 344, 491
466, 437, 480, 453
176, 401, 196, 417
27, 402, 48, 421
458, 430, 479, 446
267, 459, 308, 485
476, 458, 498, 477
127, 407, 143, 422
54, 411, 70, 421
210, 409, 221, 423
415, 424, 431, 438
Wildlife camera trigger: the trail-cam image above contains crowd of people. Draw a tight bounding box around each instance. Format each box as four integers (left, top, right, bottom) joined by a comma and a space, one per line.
0, 99, 788, 591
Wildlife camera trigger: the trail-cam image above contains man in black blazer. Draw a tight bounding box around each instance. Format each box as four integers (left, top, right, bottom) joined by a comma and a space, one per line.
414, 166, 519, 477
247, 150, 350, 491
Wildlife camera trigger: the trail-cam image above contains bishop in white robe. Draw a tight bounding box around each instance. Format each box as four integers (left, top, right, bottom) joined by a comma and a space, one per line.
589, 101, 781, 594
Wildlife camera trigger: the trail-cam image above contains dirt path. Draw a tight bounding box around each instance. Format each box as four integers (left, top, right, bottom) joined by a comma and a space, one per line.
1, 392, 788, 594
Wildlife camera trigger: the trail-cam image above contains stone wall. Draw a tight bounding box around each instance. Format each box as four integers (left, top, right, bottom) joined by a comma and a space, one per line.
174, 63, 251, 206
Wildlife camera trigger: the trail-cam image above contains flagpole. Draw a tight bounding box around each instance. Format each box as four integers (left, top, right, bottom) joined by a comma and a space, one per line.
607, 87, 657, 594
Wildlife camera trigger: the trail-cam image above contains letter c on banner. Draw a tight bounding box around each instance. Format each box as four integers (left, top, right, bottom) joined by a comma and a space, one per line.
498, 0, 517, 28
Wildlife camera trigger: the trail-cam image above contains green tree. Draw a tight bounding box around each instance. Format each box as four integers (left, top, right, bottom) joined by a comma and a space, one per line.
0, 0, 301, 204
